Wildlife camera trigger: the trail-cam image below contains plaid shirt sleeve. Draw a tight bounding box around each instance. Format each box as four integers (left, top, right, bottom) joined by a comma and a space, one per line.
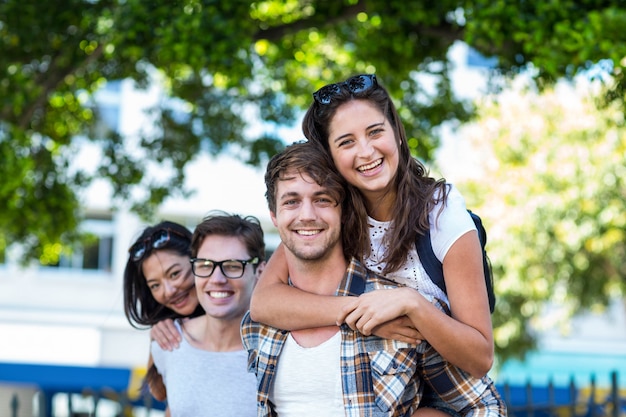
241, 311, 286, 417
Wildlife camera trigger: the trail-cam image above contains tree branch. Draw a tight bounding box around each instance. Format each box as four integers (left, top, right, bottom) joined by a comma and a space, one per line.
16, 43, 105, 130
253, 2, 464, 45
253, 2, 366, 42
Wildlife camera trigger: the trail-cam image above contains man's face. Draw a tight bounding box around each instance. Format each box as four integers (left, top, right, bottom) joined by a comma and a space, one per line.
193, 235, 260, 321
270, 169, 342, 262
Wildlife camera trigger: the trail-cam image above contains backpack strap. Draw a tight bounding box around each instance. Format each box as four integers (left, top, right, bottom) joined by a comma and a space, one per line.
416, 212, 496, 313
415, 227, 447, 294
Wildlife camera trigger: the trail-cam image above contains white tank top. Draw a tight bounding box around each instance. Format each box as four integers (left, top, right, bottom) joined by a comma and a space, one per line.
270, 331, 344, 416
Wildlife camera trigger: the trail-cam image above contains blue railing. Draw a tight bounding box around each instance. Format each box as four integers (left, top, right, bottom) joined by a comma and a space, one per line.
1, 362, 624, 417
500, 372, 624, 417
0, 362, 165, 416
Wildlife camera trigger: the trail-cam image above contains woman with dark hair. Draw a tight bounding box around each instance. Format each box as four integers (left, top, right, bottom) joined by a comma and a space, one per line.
251, 75, 506, 416
123, 220, 204, 411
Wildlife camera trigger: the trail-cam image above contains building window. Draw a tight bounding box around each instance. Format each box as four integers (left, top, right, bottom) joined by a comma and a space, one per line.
83, 235, 112, 270
41, 217, 114, 273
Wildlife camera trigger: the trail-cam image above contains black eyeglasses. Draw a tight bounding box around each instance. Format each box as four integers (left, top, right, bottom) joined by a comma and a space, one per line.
190, 257, 259, 279
313, 74, 378, 105
129, 228, 189, 262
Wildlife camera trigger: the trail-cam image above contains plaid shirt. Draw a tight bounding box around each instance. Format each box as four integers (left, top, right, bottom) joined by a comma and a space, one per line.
241, 257, 423, 417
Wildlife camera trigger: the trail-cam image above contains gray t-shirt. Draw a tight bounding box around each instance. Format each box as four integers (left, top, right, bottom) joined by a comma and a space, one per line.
151, 320, 257, 417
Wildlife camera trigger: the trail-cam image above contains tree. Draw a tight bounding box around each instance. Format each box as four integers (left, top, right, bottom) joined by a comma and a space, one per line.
455, 78, 626, 360
1, 0, 625, 265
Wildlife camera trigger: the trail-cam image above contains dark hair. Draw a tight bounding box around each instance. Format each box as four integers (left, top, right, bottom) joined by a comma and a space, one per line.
122, 220, 203, 329
264, 141, 357, 260
302, 74, 448, 274
191, 211, 266, 266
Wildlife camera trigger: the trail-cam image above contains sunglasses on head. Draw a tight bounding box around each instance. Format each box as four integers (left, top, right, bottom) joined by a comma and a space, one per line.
313, 74, 378, 105
129, 228, 189, 262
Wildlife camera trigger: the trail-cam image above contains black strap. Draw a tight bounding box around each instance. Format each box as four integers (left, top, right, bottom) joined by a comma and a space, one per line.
415, 228, 446, 294
416, 213, 495, 313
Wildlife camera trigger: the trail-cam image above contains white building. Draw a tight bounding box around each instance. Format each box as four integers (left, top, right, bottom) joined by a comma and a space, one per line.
0, 77, 281, 371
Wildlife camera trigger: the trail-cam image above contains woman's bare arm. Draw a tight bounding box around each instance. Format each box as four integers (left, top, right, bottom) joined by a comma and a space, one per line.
249, 244, 349, 329
250, 244, 422, 344
339, 231, 494, 377
419, 230, 494, 376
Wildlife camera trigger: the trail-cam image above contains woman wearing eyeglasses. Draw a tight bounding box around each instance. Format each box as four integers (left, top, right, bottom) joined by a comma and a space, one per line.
123, 221, 204, 414
149, 212, 264, 417
250, 75, 506, 417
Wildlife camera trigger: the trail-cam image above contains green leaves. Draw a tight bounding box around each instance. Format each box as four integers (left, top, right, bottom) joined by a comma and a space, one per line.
2, 0, 626, 285
458, 82, 626, 361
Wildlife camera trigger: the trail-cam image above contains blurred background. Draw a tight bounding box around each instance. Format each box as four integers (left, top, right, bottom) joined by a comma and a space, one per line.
1, 1, 625, 416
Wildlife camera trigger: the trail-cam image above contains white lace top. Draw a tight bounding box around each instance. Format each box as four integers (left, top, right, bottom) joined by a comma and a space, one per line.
364, 184, 475, 306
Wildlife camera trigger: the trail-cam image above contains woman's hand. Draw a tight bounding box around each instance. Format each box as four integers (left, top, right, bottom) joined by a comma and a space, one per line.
371, 315, 423, 344
338, 287, 422, 335
150, 318, 181, 351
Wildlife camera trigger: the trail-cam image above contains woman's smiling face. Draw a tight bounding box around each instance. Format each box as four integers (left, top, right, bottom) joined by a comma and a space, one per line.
142, 250, 198, 316
327, 99, 399, 204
